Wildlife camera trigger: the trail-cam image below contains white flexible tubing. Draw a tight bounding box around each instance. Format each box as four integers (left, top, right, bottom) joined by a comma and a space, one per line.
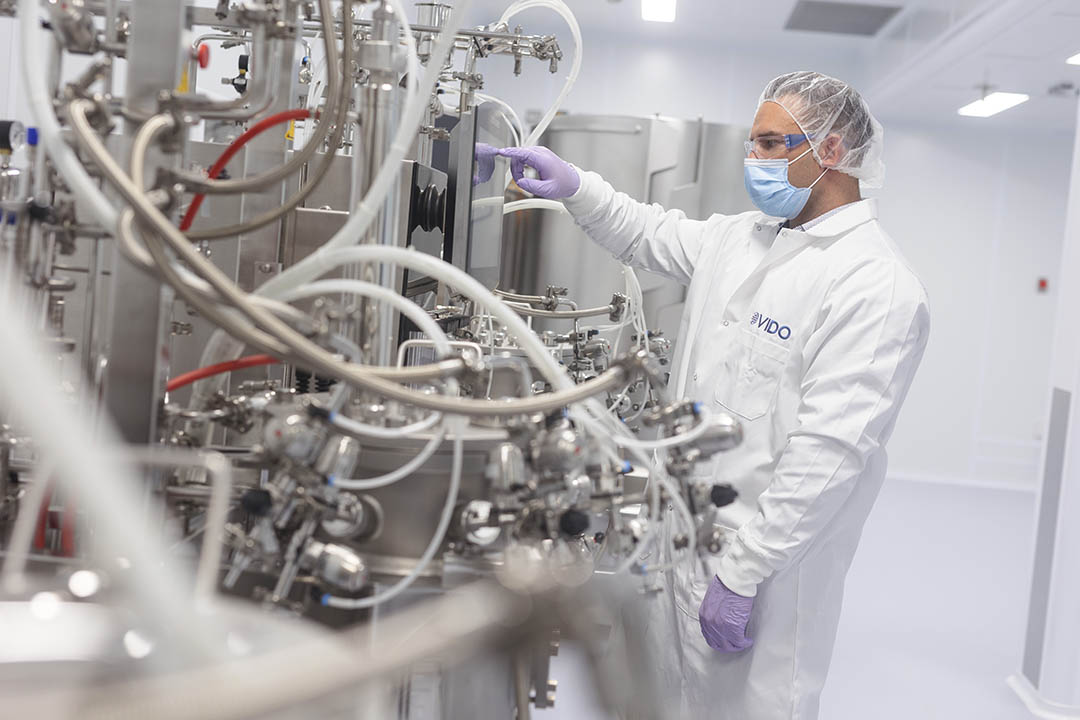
440, 89, 522, 146
301, 76, 324, 149
613, 456, 660, 576
476, 91, 525, 146
277, 279, 449, 441
329, 427, 447, 490
322, 431, 463, 608
196, 452, 232, 607
0, 289, 212, 650
609, 442, 697, 577
277, 278, 453, 357
503, 198, 568, 215
255, 0, 465, 301
330, 410, 442, 440
498, 0, 581, 148
274, 246, 577, 392
302, 48, 328, 148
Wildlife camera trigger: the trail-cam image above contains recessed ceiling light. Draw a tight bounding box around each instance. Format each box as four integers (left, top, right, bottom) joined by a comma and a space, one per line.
642, 0, 676, 23
957, 92, 1029, 118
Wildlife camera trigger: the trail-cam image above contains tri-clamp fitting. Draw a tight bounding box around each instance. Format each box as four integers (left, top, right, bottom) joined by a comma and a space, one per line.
616, 347, 667, 389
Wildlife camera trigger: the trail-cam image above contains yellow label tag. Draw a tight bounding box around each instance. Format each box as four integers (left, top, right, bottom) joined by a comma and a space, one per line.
177, 67, 190, 94
285, 120, 295, 142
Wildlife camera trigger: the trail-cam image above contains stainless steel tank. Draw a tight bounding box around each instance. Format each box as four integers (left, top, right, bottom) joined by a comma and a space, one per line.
500, 114, 752, 345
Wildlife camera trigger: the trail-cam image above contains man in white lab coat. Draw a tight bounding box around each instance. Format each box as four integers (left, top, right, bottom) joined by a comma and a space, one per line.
500, 71, 931, 719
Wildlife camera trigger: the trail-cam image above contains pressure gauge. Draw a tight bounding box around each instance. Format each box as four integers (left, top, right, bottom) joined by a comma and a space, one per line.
0, 121, 26, 154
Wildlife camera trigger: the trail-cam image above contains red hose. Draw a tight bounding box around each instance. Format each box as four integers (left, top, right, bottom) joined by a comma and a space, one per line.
33, 488, 52, 550
166, 354, 280, 393
178, 108, 311, 232
60, 501, 76, 557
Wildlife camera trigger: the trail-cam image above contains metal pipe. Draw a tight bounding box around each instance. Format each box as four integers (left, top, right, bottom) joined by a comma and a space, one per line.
185, 32, 251, 101
173, 0, 338, 194
494, 288, 549, 304
504, 300, 617, 320
396, 339, 484, 366
80, 236, 101, 379
178, 23, 275, 121
104, 0, 119, 92
353, 0, 402, 366
183, 0, 354, 241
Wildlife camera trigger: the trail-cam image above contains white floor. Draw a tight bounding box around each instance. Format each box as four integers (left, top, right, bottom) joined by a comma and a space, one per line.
821, 478, 1036, 720
538, 478, 1040, 720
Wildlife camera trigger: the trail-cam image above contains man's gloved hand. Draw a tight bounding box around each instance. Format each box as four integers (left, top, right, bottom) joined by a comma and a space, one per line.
699, 576, 755, 653
473, 142, 498, 186
497, 146, 581, 199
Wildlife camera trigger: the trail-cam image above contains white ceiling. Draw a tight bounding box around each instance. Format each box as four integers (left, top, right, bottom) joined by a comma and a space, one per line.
462, 0, 1080, 133
865, 0, 1080, 131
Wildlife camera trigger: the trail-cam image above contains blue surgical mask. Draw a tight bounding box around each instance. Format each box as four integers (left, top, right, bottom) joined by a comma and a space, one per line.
743, 147, 828, 219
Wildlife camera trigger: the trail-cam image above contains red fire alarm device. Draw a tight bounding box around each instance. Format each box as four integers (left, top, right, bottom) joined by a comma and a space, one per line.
1039, 278, 1049, 293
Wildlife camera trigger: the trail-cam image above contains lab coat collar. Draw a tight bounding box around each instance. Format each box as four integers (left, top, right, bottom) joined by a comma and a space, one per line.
754, 199, 879, 239
800, 198, 878, 237
749, 201, 879, 280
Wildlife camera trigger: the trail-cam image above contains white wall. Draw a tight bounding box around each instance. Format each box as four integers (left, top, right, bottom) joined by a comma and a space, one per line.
877, 123, 1071, 489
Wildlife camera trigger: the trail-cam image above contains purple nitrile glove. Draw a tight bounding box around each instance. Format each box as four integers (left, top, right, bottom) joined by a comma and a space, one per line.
497, 146, 581, 199
473, 142, 498, 186
698, 576, 755, 653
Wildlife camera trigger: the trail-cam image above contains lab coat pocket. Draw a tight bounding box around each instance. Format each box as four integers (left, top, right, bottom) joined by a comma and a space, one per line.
673, 565, 710, 621
715, 328, 789, 421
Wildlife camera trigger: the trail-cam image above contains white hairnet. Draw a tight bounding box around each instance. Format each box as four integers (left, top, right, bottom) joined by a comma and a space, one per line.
758, 71, 885, 189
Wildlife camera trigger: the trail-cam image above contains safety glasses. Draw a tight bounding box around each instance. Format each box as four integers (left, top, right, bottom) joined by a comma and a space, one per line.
744, 133, 812, 158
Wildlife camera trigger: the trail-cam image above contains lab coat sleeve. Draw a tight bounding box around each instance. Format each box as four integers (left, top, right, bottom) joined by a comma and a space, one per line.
714, 259, 931, 597
561, 168, 715, 286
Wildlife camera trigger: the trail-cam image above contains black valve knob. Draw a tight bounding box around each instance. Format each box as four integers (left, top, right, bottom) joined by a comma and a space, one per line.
544, 409, 568, 429
240, 488, 274, 517
559, 509, 590, 537
28, 201, 53, 223
710, 484, 738, 508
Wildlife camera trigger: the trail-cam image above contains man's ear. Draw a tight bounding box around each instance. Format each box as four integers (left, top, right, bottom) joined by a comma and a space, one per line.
817, 134, 844, 168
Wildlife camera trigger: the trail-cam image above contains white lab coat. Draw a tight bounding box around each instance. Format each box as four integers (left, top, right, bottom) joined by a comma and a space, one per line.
563, 170, 930, 720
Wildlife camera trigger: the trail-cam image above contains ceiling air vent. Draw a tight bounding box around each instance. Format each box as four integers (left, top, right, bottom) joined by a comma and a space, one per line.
784, 1, 901, 36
